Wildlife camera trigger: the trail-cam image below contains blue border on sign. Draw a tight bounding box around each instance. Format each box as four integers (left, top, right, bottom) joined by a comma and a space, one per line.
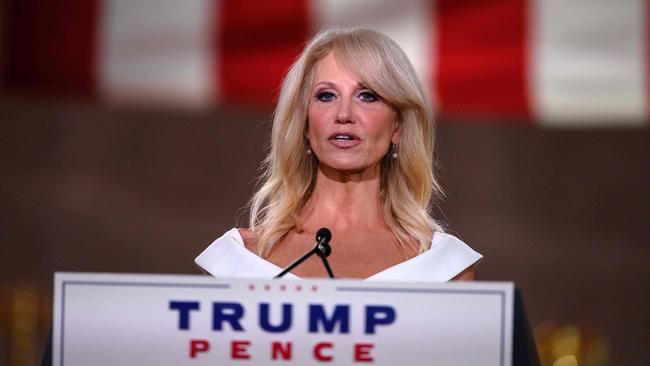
336, 286, 508, 366
58, 280, 230, 366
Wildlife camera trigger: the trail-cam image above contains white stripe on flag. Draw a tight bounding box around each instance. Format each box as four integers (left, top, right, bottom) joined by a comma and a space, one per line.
97, 0, 216, 107
310, 0, 435, 102
530, 0, 647, 126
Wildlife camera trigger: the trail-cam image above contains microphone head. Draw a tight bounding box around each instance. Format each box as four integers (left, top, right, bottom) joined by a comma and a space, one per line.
316, 228, 331, 244
317, 242, 332, 257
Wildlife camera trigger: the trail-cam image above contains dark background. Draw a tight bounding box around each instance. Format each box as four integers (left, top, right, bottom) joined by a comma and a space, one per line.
1, 0, 649, 364
1, 98, 648, 365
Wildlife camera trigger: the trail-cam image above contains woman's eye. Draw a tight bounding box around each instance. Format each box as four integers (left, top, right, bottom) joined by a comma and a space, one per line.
316, 91, 336, 102
359, 91, 378, 102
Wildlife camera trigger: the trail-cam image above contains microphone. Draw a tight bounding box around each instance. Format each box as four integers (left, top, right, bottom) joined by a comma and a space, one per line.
315, 228, 332, 257
274, 228, 336, 279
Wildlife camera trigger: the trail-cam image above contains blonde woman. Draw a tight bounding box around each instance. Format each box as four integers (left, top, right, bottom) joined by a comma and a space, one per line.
196, 28, 481, 281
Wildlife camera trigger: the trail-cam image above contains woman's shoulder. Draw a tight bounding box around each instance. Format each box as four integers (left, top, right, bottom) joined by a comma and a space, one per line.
237, 227, 258, 252
194, 228, 292, 279
430, 231, 483, 271
432, 232, 481, 256
194, 228, 245, 276
366, 231, 483, 282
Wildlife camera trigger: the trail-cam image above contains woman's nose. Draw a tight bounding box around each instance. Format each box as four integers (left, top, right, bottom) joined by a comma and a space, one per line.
335, 98, 355, 124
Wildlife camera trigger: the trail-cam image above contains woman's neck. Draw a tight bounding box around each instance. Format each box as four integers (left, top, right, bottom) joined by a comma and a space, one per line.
300, 163, 385, 232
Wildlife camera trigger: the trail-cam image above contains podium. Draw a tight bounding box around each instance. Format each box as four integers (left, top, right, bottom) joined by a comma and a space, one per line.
44, 272, 539, 365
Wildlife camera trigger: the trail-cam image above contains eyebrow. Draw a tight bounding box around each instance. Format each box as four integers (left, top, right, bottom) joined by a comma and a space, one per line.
313, 81, 336, 89
313, 81, 367, 89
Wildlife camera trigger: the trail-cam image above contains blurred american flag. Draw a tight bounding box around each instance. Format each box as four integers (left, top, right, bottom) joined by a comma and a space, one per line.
2, 0, 648, 127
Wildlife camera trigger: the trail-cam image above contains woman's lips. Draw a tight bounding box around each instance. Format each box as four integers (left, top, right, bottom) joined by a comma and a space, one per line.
328, 133, 361, 148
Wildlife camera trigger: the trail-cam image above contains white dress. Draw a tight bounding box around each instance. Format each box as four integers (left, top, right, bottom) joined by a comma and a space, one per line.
195, 228, 483, 282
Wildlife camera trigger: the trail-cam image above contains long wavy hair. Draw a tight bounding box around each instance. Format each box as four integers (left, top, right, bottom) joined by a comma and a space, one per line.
249, 27, 444, 257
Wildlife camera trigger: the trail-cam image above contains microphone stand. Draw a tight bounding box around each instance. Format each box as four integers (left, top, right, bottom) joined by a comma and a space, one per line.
275, 228, 335, 279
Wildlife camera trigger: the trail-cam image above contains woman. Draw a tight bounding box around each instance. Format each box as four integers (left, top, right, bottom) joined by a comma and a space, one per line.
196, 28, 481, 281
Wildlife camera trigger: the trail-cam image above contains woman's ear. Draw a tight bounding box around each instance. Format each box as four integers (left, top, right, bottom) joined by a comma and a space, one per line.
391, 120, 403, 144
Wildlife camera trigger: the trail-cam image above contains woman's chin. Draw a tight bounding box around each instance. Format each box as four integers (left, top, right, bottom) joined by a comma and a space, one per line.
318, 161, 380, 178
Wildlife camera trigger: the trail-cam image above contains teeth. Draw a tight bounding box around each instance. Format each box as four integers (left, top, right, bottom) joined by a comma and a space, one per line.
334, 135, 353, 140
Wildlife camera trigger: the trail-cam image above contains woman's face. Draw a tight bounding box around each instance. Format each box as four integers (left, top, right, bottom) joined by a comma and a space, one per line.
306, 52, 401, 175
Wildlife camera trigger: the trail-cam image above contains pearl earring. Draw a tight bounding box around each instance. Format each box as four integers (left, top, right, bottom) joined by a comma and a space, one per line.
391, 143, 399, 159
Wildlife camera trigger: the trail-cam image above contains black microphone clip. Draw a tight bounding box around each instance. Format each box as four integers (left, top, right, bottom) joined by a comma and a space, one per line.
315, 227, 332, 257
274, 228, 335, 279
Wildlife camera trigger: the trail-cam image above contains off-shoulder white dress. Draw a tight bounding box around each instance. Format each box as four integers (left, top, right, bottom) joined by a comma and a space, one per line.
195, 228, 482, 282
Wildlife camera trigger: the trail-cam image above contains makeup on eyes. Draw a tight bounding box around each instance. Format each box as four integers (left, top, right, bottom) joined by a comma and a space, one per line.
315, 90, 336, 101
312, 85, 380, 103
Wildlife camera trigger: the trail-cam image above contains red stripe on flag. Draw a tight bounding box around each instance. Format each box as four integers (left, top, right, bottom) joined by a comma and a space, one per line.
1, 0, 98, 95
217, 1, 310, 105
435, 0, 530, 122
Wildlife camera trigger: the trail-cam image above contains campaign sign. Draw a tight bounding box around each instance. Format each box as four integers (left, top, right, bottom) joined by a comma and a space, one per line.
53, 272, 513, 366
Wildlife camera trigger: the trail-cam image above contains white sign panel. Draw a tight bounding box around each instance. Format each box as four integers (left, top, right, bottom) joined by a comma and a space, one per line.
53, 272, 513, 366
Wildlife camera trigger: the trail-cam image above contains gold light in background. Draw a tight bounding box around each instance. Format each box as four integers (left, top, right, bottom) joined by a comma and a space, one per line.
534, 321, 610, 366
553, 355, 578, 366
0, 281, 53, 366
10, 281, 39, 366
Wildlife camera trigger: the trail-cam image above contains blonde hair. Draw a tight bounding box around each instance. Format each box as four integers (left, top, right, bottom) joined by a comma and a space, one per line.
249, 27, 444, 257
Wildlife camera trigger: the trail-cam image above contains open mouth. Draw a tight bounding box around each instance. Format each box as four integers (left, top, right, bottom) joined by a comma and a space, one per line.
331, 134, 356, 141
328, 133, 361, 148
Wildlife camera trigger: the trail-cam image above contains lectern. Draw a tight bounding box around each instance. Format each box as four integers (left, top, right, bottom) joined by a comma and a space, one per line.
43, 273, 539, 365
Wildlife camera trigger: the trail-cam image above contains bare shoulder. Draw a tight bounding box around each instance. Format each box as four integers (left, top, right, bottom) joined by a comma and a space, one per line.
237, 228, 258, 253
